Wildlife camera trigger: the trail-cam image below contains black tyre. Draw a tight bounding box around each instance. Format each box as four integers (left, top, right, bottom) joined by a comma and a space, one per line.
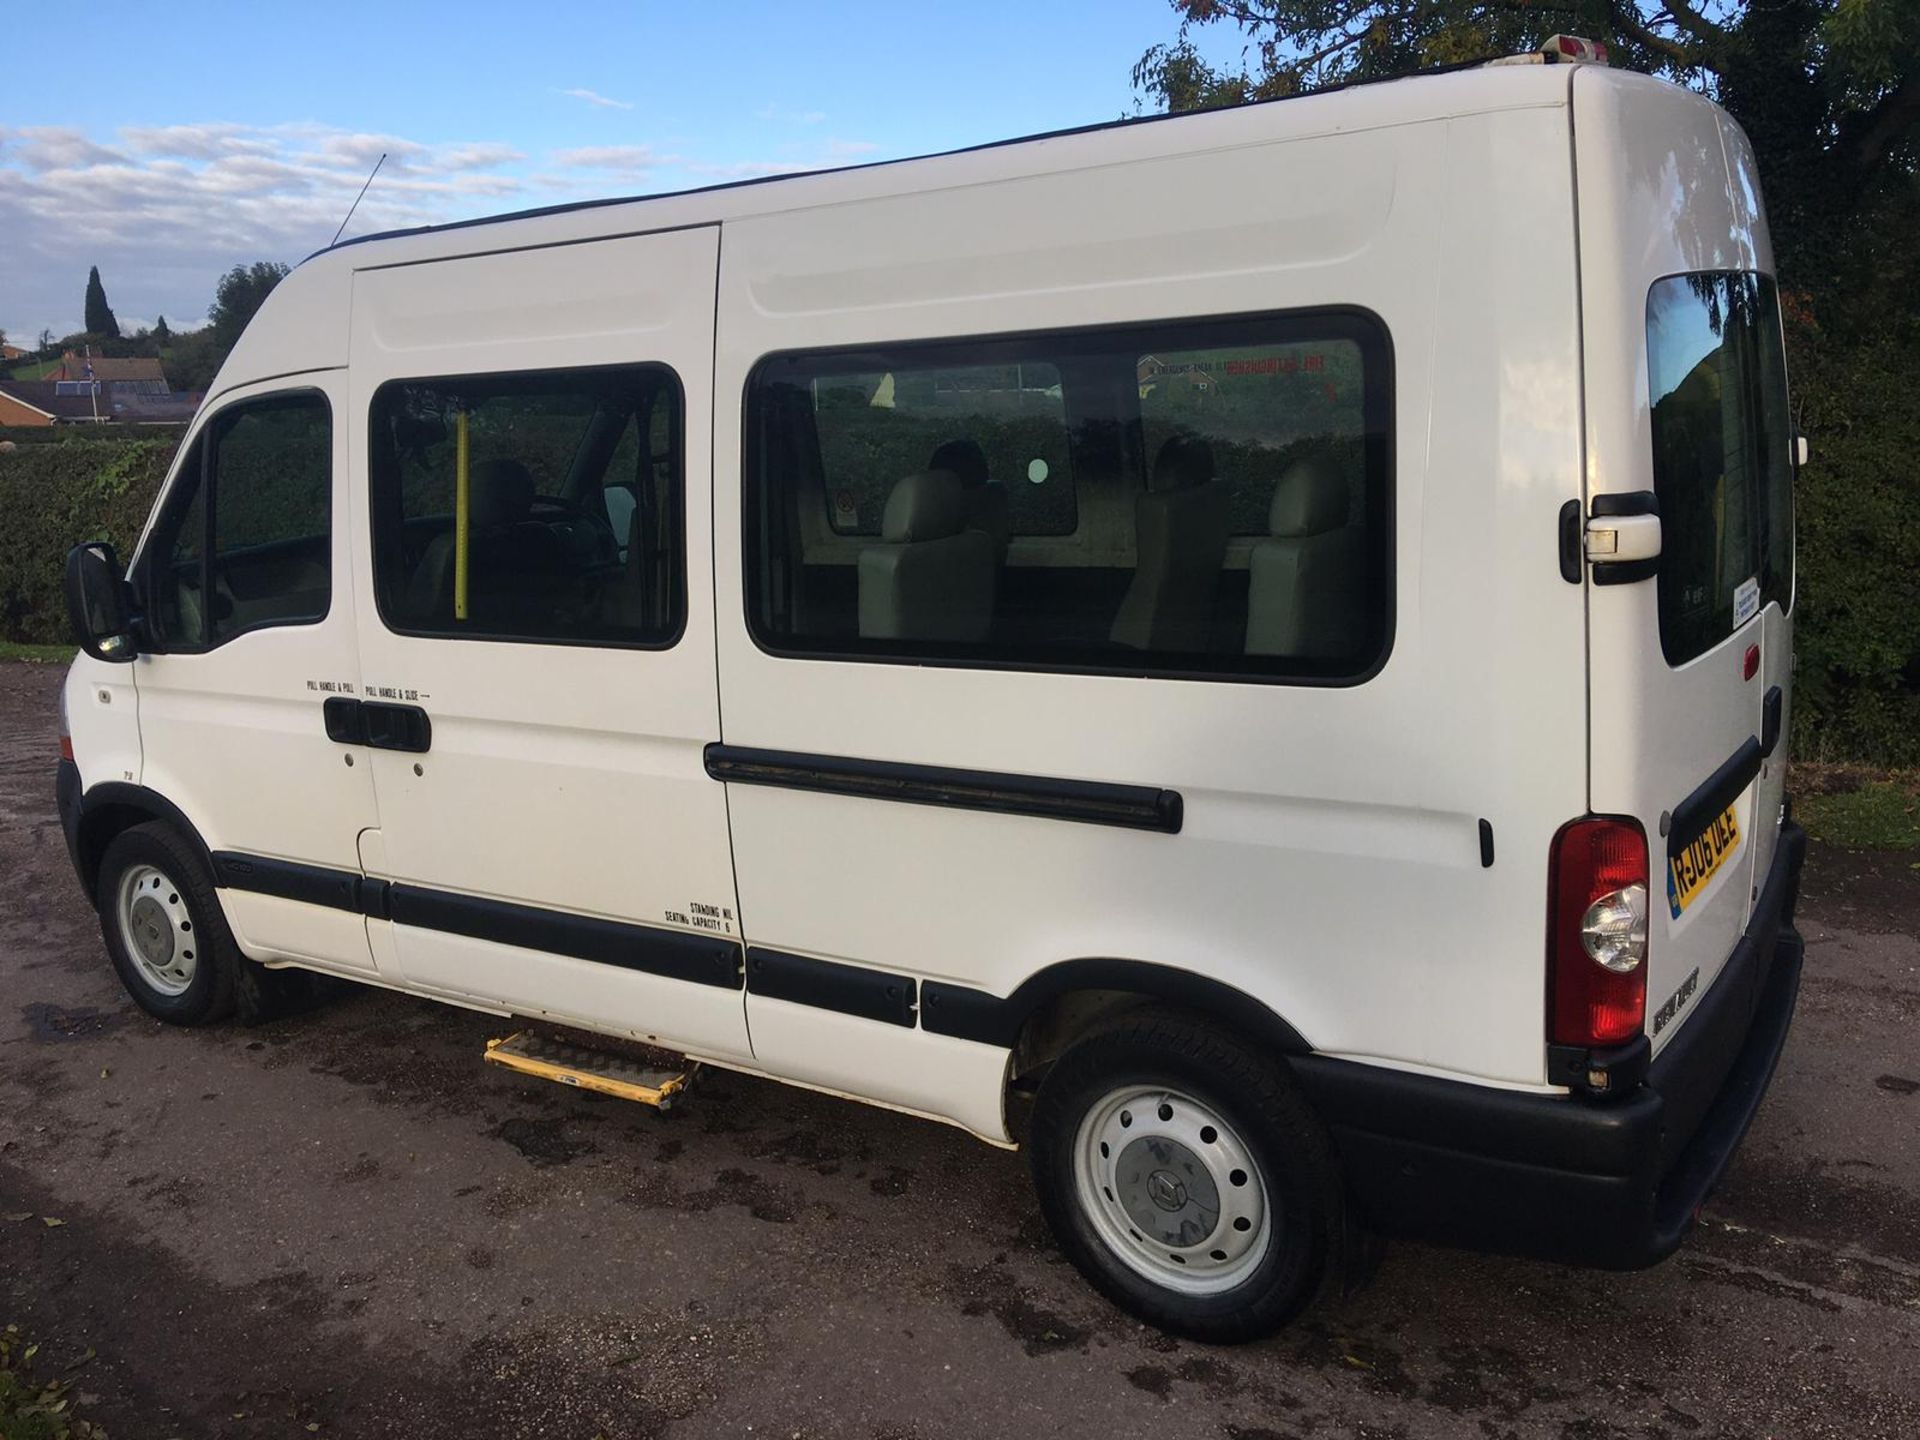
1028, 1010, 1339, 1342
94, 822, 236, 1026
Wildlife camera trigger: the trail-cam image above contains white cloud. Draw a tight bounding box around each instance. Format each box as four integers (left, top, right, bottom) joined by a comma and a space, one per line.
0, 118, 893, 342
551, 145, 676, 181
0, 122, 540, 340
560, 88, 634, 111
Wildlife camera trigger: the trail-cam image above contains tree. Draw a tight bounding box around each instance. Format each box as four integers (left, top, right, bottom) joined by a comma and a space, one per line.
154, 315, 172, 344
208, 261, 291, 350
83, 265, 120, 338
1135, 1, 1920, 760
36, 329, 53, 357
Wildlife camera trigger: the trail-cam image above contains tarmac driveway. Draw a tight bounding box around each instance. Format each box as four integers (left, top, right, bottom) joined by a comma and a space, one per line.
2, 660, 1916, 1439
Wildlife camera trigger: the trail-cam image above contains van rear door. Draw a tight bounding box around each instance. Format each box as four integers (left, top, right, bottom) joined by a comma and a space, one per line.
1575, 71, 1793, 1052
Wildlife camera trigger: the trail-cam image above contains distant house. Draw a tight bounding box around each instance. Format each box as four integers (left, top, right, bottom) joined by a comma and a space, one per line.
0, 343, 26, 362
0, 373, 201, 427
0, 378, 105, 426
52, 351, 171, 389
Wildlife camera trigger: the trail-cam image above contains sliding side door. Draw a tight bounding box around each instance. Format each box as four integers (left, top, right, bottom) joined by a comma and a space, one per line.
347, 227, 750, 1061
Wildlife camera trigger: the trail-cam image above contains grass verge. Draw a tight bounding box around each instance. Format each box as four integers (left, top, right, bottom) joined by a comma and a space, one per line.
1792, 764, 1920, 851
0, 643, 75, 664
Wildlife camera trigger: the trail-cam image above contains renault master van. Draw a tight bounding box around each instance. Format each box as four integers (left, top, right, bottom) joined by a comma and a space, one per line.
58, 43, 1805, 1340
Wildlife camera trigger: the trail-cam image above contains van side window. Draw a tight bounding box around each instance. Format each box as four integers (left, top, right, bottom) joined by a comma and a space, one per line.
141, 391, 333, 651
745, 310, 1391, 681
369, 366, 685, 647
1646, 273, 1795, 667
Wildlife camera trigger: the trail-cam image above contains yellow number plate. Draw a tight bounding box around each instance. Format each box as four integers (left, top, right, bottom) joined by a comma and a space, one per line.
1667, 804, 1741, 918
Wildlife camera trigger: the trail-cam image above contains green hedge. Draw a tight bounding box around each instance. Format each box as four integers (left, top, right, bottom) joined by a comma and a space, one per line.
0, 438, 177, 643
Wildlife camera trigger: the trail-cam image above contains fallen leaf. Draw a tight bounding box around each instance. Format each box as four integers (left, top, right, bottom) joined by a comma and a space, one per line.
41, 1216, 66, 1228
1342, 1353, 1374, 1371
3, 1211, 32, 1222
100, 1068, 110, 1079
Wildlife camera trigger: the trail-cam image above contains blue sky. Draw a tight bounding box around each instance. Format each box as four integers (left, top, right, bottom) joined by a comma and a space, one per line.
0, 1, 1248, 344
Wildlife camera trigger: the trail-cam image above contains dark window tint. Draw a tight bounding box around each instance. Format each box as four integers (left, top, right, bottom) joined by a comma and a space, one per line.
746, 310, 1391, 682
141, 392, 331, 650
1646, 273, 1795, 667
370, 366, 684, 647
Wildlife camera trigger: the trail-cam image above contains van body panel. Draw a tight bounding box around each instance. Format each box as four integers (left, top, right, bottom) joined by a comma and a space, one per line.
346, 226, 753, 1063
206, 265, 351, 407
61, 660, 140, 797
714, 98, 1586, 1093
1574, 68, 1780, 1052
125, 370, 383, 976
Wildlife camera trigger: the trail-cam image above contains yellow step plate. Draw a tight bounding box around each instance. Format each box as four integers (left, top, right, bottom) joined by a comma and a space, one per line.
484, 1030, 694, 1109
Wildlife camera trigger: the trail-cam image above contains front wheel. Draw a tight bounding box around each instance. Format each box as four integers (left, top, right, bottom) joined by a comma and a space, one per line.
95, 822, 236, 1026
1028, 1011, 1339, 1342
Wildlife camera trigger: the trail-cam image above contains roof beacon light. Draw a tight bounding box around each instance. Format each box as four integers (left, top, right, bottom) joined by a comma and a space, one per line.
1488, 35, 1611, 68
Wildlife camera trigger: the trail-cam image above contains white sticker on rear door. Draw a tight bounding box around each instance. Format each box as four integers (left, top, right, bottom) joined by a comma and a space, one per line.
1732, 575, 1760, 628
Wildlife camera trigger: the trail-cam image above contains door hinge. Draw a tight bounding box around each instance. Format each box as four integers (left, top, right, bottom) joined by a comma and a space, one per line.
1585, 491, 1661, 585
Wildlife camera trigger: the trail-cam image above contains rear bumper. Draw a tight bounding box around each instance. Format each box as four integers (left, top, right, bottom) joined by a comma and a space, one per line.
1295, 820, 1806, 1269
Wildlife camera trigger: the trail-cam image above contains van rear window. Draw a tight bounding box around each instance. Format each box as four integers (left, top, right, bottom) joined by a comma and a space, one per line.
1646, 273, 1794, 667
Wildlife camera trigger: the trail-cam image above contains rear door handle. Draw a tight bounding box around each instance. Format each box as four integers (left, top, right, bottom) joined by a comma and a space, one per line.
322, 697, 432, 754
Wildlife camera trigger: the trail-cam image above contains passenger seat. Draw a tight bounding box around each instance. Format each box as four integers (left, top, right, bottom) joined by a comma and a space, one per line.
1110, 435, 1230, 652
929, 438, 1010, 563
858, 471, 998, 642
1245, 457, 1365, 660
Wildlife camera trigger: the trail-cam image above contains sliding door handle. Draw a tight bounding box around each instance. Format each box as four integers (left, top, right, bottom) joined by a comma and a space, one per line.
364, 702, 432, 754
321, 697, 431, 753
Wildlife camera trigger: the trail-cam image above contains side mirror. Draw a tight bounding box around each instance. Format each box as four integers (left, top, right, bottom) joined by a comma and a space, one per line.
64, 542, 138, 664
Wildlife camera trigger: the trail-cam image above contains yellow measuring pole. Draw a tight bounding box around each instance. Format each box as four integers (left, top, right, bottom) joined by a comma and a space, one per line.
453, 409, 470, 621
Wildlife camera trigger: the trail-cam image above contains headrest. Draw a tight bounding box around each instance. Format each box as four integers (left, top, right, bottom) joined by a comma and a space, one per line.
469, 458, 536, 528
928, 438, 990, 489
1151, 434, 1214, 492
882, 470, 969, 543
1269, 458, 1348, 538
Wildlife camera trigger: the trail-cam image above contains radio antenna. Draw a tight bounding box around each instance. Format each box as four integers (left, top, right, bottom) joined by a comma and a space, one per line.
330, 152, 387, 248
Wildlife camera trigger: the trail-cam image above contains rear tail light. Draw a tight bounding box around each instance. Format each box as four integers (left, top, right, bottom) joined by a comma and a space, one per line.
1548, 817, 1649, 1047
58, 683, 73, 761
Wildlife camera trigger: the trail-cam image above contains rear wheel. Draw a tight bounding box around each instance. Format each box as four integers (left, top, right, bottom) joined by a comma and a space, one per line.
95, 822, 236, 1026
1028, 1011, 1338, 1341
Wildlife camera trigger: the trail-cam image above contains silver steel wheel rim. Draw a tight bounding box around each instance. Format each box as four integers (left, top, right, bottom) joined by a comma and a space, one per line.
116, 863, 198, 997
1072, 1084, 1272, 1296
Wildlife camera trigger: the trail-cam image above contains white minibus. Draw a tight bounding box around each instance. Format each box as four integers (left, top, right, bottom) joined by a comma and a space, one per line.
58, 42, 1805, 1339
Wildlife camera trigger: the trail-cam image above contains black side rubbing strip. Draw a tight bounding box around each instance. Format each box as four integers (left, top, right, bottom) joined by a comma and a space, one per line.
1668, 737, 1764, 860
705, 745, 1183, 834
211, 851, 740, 989
1478, 819, 1495, 869
1761, 686, 1783, 757
921, 958, 1311, 1055
211, 852, 361, 912
745, 948, 916, 1027
387, 886, 741, 989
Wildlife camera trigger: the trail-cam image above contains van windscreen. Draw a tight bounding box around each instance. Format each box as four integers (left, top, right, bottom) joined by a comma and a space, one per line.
1645, 273, 1794, 668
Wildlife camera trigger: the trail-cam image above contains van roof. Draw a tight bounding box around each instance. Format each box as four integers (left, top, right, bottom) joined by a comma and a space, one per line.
314, 61, 1599, 270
